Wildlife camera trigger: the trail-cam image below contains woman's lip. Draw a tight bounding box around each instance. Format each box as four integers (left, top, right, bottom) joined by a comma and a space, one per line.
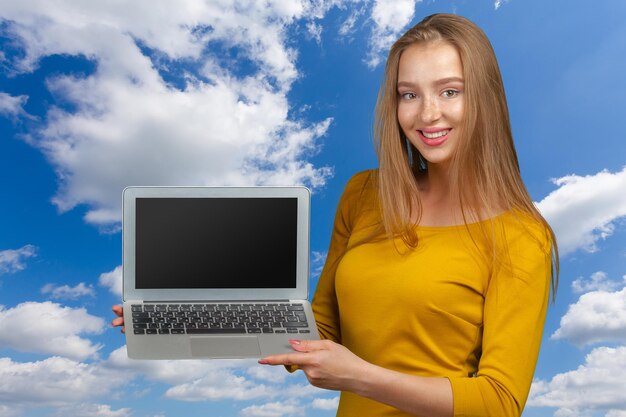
417, 129, 450, 146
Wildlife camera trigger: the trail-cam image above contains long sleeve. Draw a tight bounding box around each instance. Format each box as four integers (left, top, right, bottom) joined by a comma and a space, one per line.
448, 219, 552, 416
312, 170, 372, 343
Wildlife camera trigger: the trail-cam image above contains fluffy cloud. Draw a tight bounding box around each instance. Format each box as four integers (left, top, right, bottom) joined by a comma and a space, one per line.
0, 92, 30, 118
99, 265, 122, 297
551, 286, 626, 347
310, 250, 328, 279
311, 396, 340, 410
165, 372, 276, 401
494, 0, 511, 10
0, 1, 333, 229
41, 282, 96, 299
108, 347, 281, 401
0, 301, 105, 360
366, 0, 418, 68
52, 403, 132, 417
241, 400, 303, 417
247, 363, 290, 384
0, 356, 128, 408
0, 244, 36, 274
528, 346, 626, 416
572, 271, 625, 294
536, 167, 626, 256
106, 347, 322, 403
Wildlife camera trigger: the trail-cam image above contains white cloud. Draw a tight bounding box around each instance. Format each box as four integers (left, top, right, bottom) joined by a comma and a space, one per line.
528, 346, 626, 415
41, 282, 96, 299
108, 347, 281, 401
99, 265, 122, 297
0, 92, 30, 118
0, 1, 334, 229
306, 21, 323, 44
241, 400, 303, 417
366, 0, 418, 68
572, 271, 624, 294
310, 250, 327, 278
606, 411, 626, 417
494, 0, 511, 10
311, 396, 340, 410
338, 8, 365, 37
0, 301, 105, 360
0, 244, 36, 274
0, 356, 128, 408
247, 363, 289, 384
53, 403, 132, 417
106, 347, 319, 403
0, 404, 20, 417
165, 372, 276, 401
536, 167, 626, 256
551, 286, 626, 346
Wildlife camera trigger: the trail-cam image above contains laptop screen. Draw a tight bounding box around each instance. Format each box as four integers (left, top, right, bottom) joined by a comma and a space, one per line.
135, 197, 298, 289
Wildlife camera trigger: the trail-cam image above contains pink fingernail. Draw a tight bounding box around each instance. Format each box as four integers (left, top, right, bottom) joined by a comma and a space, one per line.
288, 339, 301, 345
258, 359, 269, 364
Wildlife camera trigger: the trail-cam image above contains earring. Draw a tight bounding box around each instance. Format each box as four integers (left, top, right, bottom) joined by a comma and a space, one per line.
418, 153, 428, 172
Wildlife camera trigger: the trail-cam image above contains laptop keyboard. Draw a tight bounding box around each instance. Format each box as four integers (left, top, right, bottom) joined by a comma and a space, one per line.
131, 303, 311, 335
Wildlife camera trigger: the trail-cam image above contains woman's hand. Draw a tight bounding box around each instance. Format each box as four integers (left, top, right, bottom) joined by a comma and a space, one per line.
258, 339, 372, 392
111, 305, 126, 333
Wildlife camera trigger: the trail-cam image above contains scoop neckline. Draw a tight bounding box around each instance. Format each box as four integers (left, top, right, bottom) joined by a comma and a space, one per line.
414, 210, 511, 231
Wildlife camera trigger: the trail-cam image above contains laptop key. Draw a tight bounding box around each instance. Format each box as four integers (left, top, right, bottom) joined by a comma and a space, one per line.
284, 322, 308, 328
187, 328, 246, 334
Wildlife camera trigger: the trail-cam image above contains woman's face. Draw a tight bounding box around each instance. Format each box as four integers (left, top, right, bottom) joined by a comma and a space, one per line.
396, 41, 464, 170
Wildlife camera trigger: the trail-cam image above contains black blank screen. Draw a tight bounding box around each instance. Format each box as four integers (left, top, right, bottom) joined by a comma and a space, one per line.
135, 198, 298, 289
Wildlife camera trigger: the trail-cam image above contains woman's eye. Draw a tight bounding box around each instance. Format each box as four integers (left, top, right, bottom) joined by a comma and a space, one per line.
442, 89, 459, 98
400, 92, 416, 100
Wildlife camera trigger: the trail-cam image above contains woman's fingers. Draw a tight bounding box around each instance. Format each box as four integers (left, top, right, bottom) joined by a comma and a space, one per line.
111, 305, 125, 333
112, 304, 124, 317
258, 339, 333, 365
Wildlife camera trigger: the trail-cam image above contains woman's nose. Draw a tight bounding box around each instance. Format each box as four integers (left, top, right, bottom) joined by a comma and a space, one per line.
420, 97, 441, 123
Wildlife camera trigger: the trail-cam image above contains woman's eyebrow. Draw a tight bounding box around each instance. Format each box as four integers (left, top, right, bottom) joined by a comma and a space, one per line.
397, 77, 464, 89
434, 76, 464, 86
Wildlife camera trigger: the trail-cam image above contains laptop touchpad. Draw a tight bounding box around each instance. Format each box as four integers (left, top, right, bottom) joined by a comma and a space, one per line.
190, 336, 261, 358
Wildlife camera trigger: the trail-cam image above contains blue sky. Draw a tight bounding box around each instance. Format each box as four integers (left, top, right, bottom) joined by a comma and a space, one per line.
1, 1, 625, 416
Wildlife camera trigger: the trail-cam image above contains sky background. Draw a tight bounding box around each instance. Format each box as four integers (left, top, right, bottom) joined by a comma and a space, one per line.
1, 0, 625, 416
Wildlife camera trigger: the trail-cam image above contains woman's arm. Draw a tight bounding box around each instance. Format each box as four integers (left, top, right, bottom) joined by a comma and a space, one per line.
260, 339, 453, 417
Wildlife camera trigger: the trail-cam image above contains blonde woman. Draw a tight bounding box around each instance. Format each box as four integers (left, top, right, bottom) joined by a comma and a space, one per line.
112, 13, 558, 417
259, 13, 559, 417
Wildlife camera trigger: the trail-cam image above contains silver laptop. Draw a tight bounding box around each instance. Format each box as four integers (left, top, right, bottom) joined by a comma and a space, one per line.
122, 186, 319, 359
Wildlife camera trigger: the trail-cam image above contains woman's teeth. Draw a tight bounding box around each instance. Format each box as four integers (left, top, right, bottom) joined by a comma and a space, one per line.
421, 129, 449, 139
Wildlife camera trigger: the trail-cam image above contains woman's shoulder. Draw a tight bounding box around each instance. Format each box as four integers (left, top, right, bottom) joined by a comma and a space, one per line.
496, 209, 552, 254
345, 169, 376, 190
335, 169, 379, 225
340, 169, 377, 202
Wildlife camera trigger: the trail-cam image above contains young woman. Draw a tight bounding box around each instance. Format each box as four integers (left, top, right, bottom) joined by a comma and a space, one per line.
258, 13, 559, 417
113, 13, 558, 417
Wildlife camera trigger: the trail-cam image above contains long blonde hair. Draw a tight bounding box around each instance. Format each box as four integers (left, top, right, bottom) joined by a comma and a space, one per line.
374, 13, 559, 298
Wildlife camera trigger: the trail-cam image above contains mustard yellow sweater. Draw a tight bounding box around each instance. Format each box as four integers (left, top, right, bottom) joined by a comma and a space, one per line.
313, 170, 552, 417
